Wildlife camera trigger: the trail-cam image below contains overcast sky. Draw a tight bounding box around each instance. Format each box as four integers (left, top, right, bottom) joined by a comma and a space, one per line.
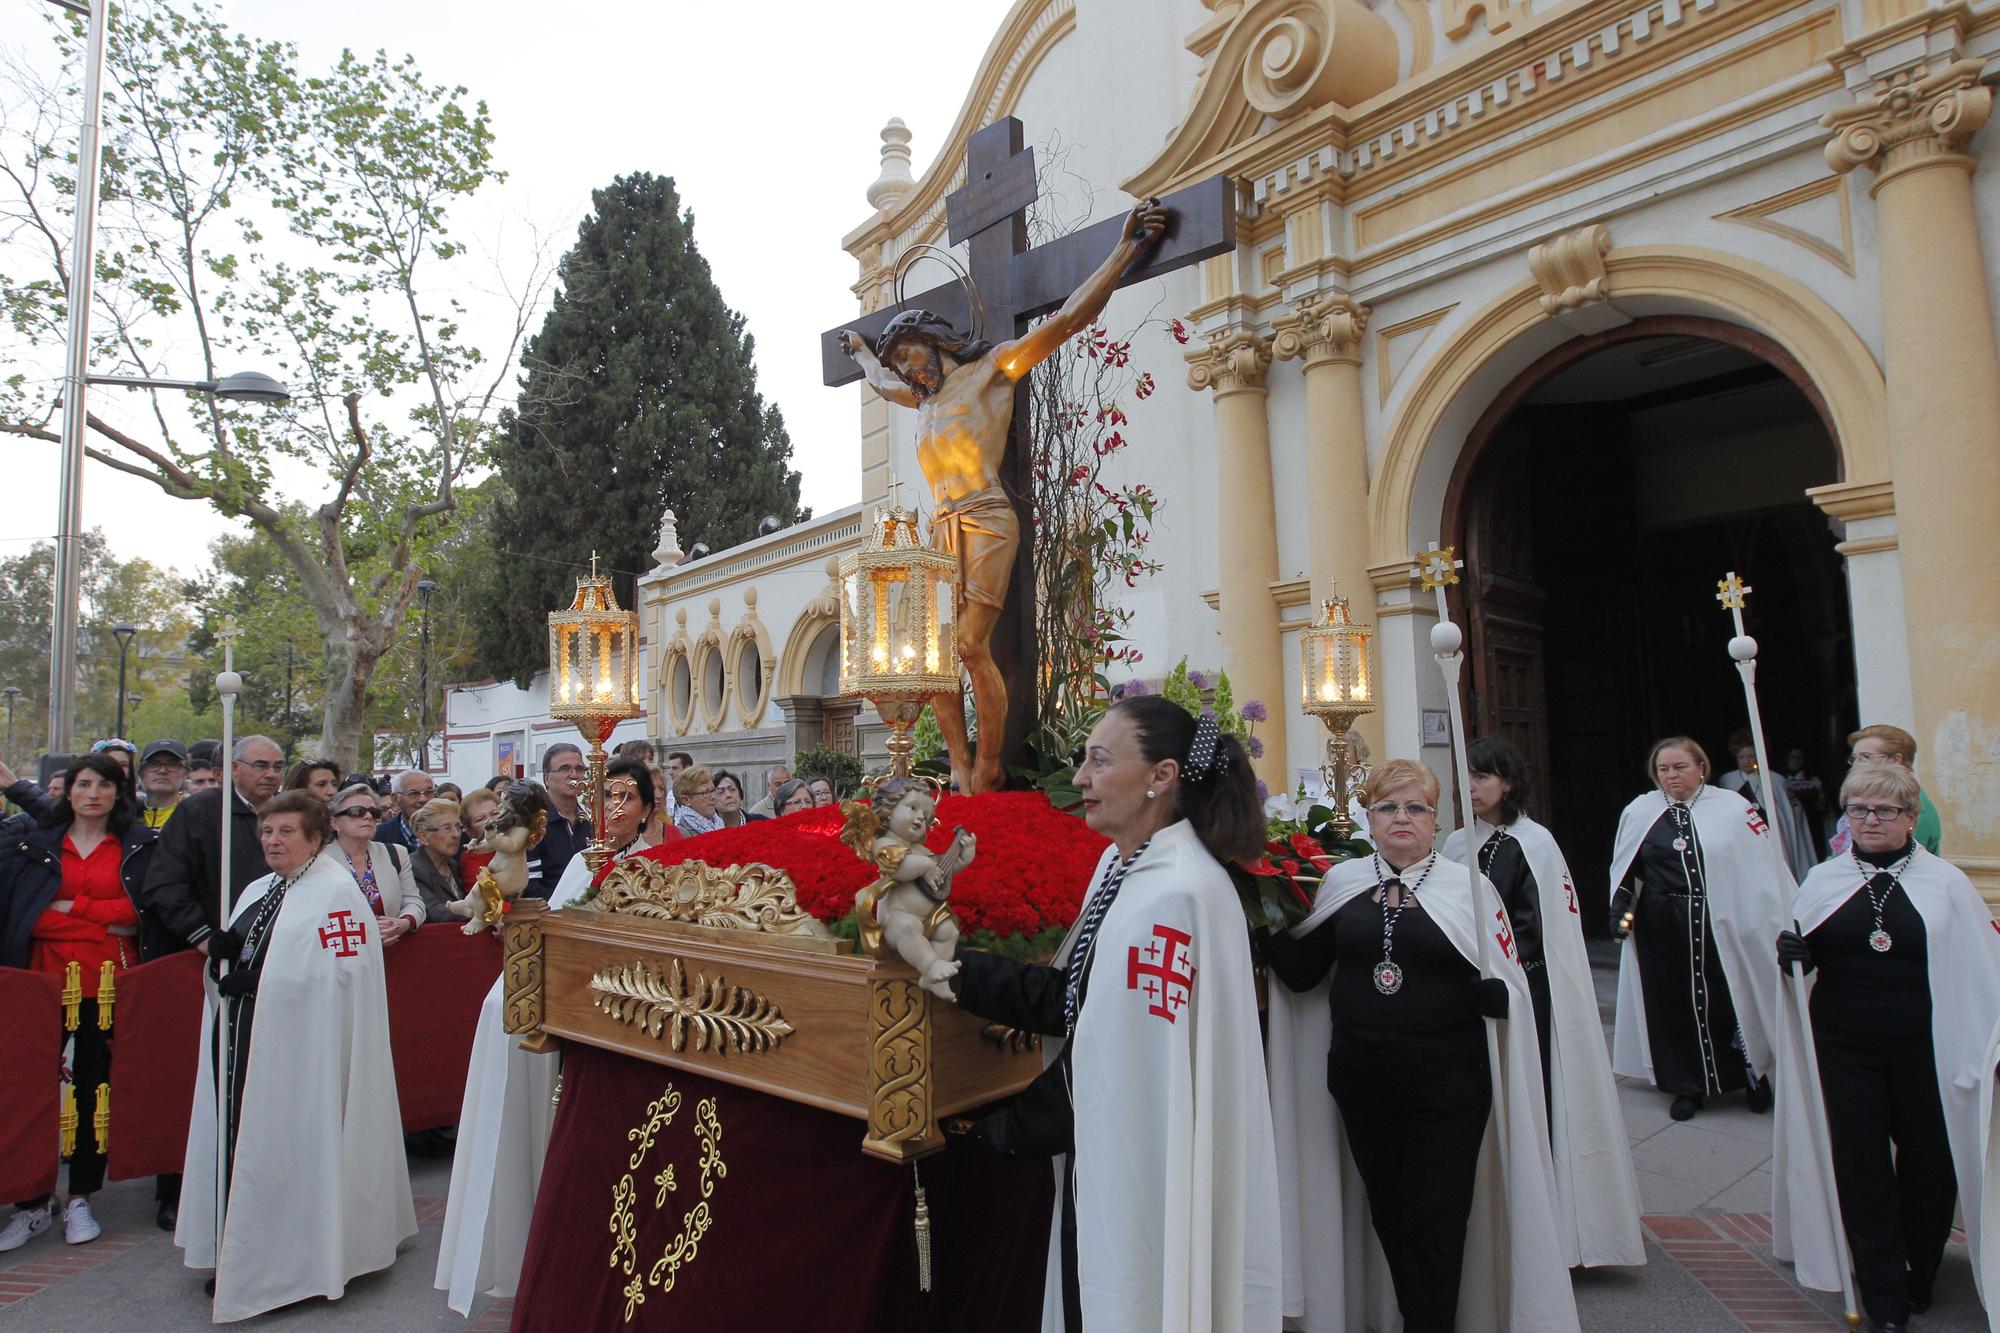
0, 0, 1010, 574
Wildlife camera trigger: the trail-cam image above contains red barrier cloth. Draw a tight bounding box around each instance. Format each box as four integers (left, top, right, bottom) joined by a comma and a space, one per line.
105, 951, 204, 1180
0, 970, 64, 1201
384, 923, 502, 1130
510, 1044, 1053, 1333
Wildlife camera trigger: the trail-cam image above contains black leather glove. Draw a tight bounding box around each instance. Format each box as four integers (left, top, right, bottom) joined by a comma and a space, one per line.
215, 964, 257, 999
1468, 977, 1509, 1019
1776, 930, 1814, 977
1608, 886, 1636, 940
208, 927, 244, 964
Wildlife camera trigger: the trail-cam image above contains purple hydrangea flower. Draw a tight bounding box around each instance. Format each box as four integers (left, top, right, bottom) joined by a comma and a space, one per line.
1188, 669, 1212, 690
1199, 706, 1215, 720
1256, 780, 1271, 802
1240, 699, 1268, 723
1248, 735, 1265, 759
1120, 679, 1150, 697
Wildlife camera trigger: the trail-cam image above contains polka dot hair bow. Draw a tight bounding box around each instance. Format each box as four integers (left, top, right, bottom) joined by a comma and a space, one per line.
1185, 713, 1229, 781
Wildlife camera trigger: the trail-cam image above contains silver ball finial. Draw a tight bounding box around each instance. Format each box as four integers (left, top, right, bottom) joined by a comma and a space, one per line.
1430, 621, 1464, 655
216, 670, 243, 698
1728, 634, 1758, 662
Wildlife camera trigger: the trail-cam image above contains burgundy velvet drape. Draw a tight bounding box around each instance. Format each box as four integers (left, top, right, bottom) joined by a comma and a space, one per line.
0, 970, 64, 1202
511, 1043, 1054, 1332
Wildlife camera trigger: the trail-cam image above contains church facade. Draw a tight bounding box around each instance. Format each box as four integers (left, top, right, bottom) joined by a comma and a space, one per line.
629, 0, 2000, 900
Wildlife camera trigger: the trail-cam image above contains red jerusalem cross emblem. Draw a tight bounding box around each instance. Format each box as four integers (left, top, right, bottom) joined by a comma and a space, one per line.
1745, 809, 1769, 836
1493, 908, 1516, 962
1127, 924, 1196, 1023
317, 909, 366, 958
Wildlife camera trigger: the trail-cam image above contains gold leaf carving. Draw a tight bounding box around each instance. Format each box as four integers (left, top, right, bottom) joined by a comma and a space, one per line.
502, 904, 544, 1036
591, 858, 835, 940
863, 976, 941, 1160
590, 957, 795, 1055
608, 1083, 726, 1324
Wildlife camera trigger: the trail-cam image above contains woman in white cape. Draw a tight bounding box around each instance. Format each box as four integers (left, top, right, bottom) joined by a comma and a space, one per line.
1609, 736, 1791, 1121
435, 760, 654, 1313
177, 790, 415, 1323
1772, 762, 2000, 1331
946, 696, 1281, 1332
1441, 735, 1644, 1270
1265, 758, 1578, 1332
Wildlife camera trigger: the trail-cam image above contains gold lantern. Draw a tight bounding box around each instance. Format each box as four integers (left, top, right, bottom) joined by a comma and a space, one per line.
547, 556, 644, 871
1299, 593, 1376, 840
838, 500, 959, 776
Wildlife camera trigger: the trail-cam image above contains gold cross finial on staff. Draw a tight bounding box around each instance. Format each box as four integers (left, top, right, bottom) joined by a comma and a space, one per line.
217, 614, 241, 647
589, 550, 600, 579
1414, 546, 1463, 593
1716, 571, 1751, 611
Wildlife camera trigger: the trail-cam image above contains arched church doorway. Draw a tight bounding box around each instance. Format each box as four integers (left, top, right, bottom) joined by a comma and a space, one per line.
1444, 317, 1857, 926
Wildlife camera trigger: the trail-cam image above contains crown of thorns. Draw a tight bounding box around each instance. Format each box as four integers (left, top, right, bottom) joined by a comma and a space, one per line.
875, 309, 975, 359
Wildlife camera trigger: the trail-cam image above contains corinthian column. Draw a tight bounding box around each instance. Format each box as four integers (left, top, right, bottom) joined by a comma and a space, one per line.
1826, 59, 2000, 893
1274, 291, 1380, 758
1187, 327, 1286, 786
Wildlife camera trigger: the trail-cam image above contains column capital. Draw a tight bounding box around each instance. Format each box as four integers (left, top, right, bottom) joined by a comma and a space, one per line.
1272, 291, 1371, 368
1824, 58, 1991, 183
1185, 327, 1273, 397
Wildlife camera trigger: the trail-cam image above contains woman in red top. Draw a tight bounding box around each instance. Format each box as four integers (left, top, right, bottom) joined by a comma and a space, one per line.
0, 754, 153, 1252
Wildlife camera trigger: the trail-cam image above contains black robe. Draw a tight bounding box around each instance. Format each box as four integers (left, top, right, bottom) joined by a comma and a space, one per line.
1478, 829, 1554, 1113
1610, 805, 1750, 1097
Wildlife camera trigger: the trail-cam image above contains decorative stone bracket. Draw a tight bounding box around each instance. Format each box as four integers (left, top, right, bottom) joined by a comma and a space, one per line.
1528, 224, 1630, 334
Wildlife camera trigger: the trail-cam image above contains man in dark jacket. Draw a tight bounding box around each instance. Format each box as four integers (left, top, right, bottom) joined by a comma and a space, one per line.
373, 768, 435, 851
137, 735, 283, 957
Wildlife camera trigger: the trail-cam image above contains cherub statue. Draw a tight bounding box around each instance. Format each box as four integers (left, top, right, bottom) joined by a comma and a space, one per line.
839, 777, 975, 999
448, 780, 547, 935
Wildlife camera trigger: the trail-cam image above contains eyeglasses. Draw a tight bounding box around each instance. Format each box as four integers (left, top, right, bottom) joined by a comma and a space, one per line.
1842, 803, 1911, 823
1369, 802, 1436, 820
334, 807, 379, 820
687, 786, 716, 798
422, 821, 462, 834
549, 765, 585, 777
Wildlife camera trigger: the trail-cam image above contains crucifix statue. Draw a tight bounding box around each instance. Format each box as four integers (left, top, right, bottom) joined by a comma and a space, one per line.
822, 117, 1236, 792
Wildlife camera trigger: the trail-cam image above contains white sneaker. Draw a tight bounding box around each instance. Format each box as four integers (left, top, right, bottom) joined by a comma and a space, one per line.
0, 1200, 53, 1251
62, 1196, 100, 1245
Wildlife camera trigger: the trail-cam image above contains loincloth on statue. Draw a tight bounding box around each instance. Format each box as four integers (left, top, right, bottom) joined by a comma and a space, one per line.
929, 485, 1021, 611
855, 878, 955, 957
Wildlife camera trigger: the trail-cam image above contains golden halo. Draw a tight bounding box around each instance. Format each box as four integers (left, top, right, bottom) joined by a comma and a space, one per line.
892, 244, 988, 345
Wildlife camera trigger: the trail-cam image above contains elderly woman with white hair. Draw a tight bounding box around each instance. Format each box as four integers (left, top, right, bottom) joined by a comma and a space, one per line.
1772, 762, 2000, 1333
1263, 758, 1576, 1332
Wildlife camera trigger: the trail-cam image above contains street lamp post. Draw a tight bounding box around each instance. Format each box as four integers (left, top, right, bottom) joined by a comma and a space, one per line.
416, 578, 438, 772
283, 638, 295, 762
111, 622, 137, 738
2, 686, 19, 765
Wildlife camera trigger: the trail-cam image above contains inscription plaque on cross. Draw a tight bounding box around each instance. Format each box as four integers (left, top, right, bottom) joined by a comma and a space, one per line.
821, 117, 1236, 783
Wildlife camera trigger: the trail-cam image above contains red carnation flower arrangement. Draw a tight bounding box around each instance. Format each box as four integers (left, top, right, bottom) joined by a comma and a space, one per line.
618, 791, 1110, 959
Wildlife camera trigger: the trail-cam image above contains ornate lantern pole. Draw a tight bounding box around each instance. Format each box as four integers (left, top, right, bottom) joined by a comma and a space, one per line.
1299, 592, 1376, 840
547, 555, 643, 872
838, 493, 959, 777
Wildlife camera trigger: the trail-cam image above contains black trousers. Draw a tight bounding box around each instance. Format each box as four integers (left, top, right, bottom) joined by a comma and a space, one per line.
1330, 1028, 1492, 1333
1526, 962, 1553, 1122
1815, 1021, 1957, 1324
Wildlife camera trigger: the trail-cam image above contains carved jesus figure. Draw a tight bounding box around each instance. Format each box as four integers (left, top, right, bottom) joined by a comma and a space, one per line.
839, 198, 1167, 792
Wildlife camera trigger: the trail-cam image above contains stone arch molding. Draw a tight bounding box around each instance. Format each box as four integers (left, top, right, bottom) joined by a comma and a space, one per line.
659, 607, 695, 738
1369, 244, 1890, 565
728, 587, 777, 728
692, 599, 729, 734
777, 557, 846, 698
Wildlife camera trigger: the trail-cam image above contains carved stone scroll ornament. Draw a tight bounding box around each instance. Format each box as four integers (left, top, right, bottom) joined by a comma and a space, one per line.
1528, 224, 1612, 316
590, 858, 836, 939
1272, 290, 1371, 367
1185, 326, 1274, 396
590, 957, 795, 1055
1823, 59, 1992, 179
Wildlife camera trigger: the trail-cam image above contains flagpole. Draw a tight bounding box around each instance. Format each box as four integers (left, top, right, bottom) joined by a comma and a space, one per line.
211, 617, 241, 1279
1716, 573, 1860, 1330
1408, 544, 1504, 1144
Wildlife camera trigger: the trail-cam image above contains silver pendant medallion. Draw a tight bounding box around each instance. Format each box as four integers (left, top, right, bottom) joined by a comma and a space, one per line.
1672, 837, 1689, 852
1869, 928, 1893, 953
1373, 960, 1404, 995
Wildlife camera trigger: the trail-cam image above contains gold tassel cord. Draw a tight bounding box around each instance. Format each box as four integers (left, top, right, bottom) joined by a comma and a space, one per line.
97, 961, 116, 1029
93, 1086, 109, 1157
58, 1084, 77, 1158
913, 1161, 933, 1294
61, 960, 81, 1032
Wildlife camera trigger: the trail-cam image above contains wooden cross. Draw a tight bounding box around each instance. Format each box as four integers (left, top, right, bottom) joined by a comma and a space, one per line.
821, 117, 1237, 768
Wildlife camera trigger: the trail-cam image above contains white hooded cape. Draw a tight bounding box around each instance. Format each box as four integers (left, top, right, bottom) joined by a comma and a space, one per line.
1444, 817, 1645, 1269
1033, 819, 1281, 1332
435, 840, 635, 1311
1772, 847, 2000, 1302
1609, 785, 1792, 1083
177, 854, 416, 1323
1267, 854, 1581, 1331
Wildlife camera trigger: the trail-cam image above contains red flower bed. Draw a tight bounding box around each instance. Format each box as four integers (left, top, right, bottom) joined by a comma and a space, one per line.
623, 791, 1111, 941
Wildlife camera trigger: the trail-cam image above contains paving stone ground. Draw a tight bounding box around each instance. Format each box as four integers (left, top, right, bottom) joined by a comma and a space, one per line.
0, 942, 1985, 1330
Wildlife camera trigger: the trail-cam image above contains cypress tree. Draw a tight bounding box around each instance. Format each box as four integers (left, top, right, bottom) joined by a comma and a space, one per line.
474, 173, 806, 685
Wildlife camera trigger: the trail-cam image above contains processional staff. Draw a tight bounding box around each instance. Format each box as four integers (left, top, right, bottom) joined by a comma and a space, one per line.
213, 615, 243, 1268
1717, 572, 1860, 1330
1411, 547, 1512, 1147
